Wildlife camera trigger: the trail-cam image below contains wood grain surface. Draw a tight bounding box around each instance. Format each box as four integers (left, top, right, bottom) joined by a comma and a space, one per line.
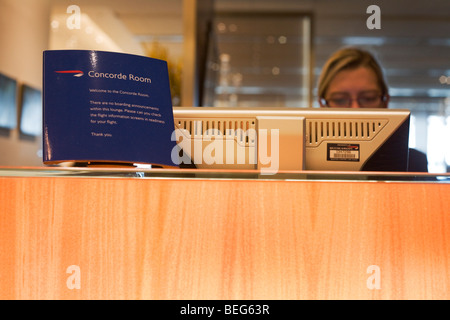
0, 176, 448, 300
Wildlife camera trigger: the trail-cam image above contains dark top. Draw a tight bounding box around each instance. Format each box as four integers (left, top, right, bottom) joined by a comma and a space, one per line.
408, 148, 428, 172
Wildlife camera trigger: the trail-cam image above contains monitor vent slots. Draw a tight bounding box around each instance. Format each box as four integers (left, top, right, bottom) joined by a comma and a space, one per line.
306, 119, 388, 146
175, 118, 257, 146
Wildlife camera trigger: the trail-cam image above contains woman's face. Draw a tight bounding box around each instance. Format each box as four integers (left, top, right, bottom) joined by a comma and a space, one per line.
320, 66, 388, 108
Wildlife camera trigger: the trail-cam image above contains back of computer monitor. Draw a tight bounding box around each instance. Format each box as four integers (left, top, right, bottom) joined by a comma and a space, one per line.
172, 107, 410, 172
301, 108, 410, 171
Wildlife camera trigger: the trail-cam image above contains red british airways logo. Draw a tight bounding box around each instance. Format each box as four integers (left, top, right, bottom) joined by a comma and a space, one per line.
55, 70, 84, 77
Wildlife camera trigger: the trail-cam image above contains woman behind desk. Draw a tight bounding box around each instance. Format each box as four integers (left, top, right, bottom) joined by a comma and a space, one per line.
317, 47, 428, 172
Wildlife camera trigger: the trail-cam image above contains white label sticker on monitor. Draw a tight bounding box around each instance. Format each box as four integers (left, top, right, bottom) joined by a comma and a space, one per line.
327, 143, 360, 162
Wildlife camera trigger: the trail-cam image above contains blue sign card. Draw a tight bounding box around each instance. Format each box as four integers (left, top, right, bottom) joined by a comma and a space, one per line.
43, 50, 178, 167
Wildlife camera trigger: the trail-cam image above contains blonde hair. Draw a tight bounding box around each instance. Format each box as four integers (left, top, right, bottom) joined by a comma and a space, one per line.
317, 47, 389, 99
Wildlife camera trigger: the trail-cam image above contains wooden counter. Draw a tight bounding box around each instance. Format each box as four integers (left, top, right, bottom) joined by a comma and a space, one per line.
0, 168, 448, 300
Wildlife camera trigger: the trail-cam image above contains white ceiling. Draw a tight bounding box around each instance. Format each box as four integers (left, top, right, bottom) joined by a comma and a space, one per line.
49, 0, 450, 110
49, 0, 184, 57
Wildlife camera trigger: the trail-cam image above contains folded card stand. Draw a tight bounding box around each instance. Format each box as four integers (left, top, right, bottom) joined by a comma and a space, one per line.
43, 50, 177, 167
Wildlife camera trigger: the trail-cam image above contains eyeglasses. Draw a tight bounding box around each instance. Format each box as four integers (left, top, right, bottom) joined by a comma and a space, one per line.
321, 93, 387, 108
